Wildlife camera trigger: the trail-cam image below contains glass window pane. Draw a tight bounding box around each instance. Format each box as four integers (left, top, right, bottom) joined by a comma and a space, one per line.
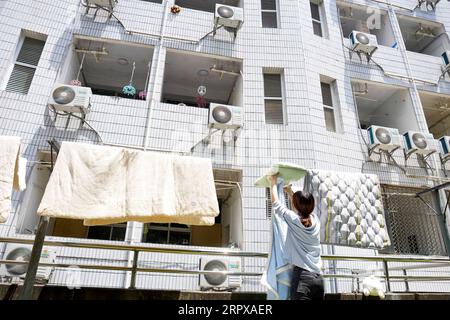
313, 21, 323, 37
261, 0, 277, 10
111, 226, 126, 241
310, 2, 321, 21
171, 223, 189, 229
87, 226, 112, 240
264, 74, 282, 97
321, 82, 333, 107
324, 107, 336, 132
144, 229, 168, 244
262, 12, 278, 28
169, 232, 191, 245
265, 99, 284, 124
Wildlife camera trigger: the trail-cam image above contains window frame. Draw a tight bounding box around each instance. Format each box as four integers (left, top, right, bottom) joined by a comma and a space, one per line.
143, 223, 192, 245
310, 1, 324, 37
2, 34, 45, 94
320, 79, 341, 133
87, 223, 127, 241
263, 71, 286, 125
261, 0, 279, 28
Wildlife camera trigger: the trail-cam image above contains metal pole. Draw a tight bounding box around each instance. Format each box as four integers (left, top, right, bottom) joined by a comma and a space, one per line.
403, 269, 410, 292
18, 216, 50, 300
383, 260, 391, 292
434, 190, 450, 260
129, 250, 139, 289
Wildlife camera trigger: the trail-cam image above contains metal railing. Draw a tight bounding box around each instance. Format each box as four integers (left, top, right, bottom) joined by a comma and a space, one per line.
1, 236, 450, 292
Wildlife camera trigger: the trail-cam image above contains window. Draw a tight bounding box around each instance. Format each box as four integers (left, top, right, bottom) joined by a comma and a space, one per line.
320, 80, 338, 132
87, 223, 127, 241
261, 0, 278, 28
381, 185, 447, 256
264, 73, 284, 124
266, 188, 291, 219
5, 37, 45, 94
142, 223, 191, 245
310, 1, 323, 37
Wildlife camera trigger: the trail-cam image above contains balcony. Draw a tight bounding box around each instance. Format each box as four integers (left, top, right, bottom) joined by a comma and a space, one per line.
397, 15, 449, 58
352, 80, 419, 132
419, 91, 450, 138
398, 15, 450, 83
338, 3, 397, 48
59, 37, 154, 101
161, 49, 242, 109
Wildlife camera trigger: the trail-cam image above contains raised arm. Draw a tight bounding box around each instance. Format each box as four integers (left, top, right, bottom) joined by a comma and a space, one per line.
267, 175, 280, 204
267, 175, 300, 225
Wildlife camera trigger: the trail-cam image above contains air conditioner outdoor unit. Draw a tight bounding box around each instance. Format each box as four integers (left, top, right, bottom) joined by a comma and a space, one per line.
0, 244, 56, 281
349, 31, 378, 56
199, 257, 242, 290
214, 4, 244, 30
209, 103, 242, 129
443, 51, 450, 69
367, 125, 403, 153
48, 84, 92, 114
439, 136, 450, 159
403, 131, 437, 155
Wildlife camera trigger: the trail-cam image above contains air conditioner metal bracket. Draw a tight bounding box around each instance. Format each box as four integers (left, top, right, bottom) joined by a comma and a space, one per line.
82, 0, 117, 21
404, 148, 437, 171
440, 154, 450, 177
368, 144, 400, 159
349, 48, 377, 64
414, 0, 440, 11
440, 66, 450, 81
48, 103, 90, 130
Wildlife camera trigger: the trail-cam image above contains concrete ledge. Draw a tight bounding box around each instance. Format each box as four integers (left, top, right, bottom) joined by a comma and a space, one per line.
2, 284, 450, 300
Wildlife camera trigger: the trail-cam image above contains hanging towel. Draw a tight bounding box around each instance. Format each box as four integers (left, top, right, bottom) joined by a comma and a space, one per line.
254, 162, 307, 188
260, 179, 293, 300
306, 170, 391, 249
0, 136, 23, 223
37, 142, 219, 226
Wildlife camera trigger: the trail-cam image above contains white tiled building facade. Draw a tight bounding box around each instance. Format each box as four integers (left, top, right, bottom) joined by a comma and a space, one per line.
1, 0, 450, 294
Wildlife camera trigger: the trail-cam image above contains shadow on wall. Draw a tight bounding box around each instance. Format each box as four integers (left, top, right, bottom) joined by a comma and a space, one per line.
23, 106, 101, 160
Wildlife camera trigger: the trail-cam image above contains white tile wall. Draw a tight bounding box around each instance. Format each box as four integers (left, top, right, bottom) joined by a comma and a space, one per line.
0, 0, 450, 294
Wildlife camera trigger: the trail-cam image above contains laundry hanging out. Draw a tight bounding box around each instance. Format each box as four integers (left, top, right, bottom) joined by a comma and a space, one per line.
37, 141, 220, 226
254, 164, 391, 250
0, 136, 27, 223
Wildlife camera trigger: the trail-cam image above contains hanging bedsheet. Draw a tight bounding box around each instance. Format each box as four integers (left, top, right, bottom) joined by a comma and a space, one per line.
306, 170, 391, 249
37, 142, 220, 226
0, 136, 27, 223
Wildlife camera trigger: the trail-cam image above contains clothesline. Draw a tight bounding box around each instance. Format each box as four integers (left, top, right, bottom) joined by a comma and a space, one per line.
9, 137, 189, 157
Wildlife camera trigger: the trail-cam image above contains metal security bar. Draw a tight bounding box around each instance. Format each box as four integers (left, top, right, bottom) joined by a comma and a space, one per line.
1, 236, 450, 298
381, 185, 448, 256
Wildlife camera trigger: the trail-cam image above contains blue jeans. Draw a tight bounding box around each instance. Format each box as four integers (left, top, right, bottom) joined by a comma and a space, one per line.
290, 266, 324, 300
